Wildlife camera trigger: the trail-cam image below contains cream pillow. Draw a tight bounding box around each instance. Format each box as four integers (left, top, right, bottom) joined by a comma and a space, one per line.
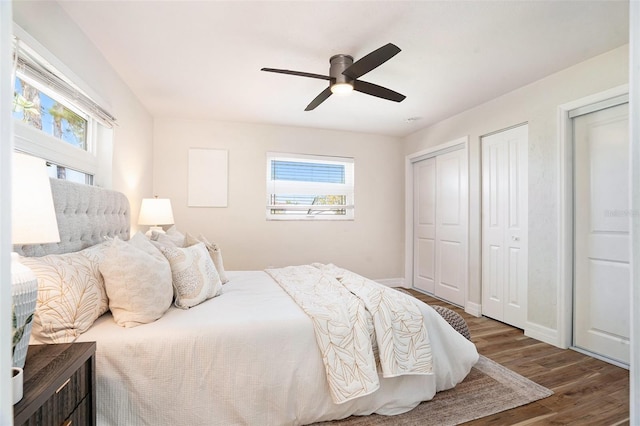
150, 232, 179, 249
161, 242, 222, 309
129, 231, 167, 261
151, 225, 185, 248
184, 233, 229, 284
100, 234, 173, 327
20, 243, 109, 344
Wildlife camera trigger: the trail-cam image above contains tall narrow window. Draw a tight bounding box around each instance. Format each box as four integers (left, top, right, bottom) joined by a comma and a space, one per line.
266, 152, 355, 220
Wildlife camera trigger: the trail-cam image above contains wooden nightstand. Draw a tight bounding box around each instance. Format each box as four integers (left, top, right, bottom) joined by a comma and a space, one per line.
13, 342, 96, 426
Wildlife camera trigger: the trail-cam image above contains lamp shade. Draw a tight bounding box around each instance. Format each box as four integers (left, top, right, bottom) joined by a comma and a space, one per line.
11, 152, 60, 372
12, 152, 60, 245
138, 198, 175, 226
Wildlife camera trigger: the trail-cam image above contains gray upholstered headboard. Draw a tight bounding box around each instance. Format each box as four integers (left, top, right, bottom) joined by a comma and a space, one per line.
15, 178, 130, 256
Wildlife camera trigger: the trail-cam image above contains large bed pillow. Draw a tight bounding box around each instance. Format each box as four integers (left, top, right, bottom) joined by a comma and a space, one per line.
184, 233, 229, 284
19, 243, 109, 344
99, 233, 173, 327
161, 242, 222, 309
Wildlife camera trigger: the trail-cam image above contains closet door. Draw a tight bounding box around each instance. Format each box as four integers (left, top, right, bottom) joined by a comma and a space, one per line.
433, 149, 468, 306
412, 144, 468, 307
573, 103, 629, 364
413, 158, 436, 294
481, 125, 528, 329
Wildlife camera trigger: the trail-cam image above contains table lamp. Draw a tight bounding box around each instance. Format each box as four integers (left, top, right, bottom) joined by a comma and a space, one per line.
138, 197, 174, 237
11, 152, 60, 402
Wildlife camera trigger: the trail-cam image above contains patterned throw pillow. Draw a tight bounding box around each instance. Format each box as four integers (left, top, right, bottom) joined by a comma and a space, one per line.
100, 234, 173, 327
20, 244, 109, 343
184, 232, 229, 284
161, 242, 222, 309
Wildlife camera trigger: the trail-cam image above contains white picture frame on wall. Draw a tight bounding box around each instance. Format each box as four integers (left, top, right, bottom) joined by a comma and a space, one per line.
188, 148, 228, 207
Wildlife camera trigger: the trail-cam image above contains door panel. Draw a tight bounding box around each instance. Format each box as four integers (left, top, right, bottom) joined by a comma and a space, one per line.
434, 150, 467, 306
487, 245, 502, 301
574, 102, 629, 364
413, 158, 436, 293
481, 125, 528, 328
507, 247, 523, 308
416, 239, 435, 289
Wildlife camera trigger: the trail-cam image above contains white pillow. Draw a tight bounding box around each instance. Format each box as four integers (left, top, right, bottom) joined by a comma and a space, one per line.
184, 233, 229, 284
161, 242, 222, 309
100, 234, 173, 327
20, 243, 108, 343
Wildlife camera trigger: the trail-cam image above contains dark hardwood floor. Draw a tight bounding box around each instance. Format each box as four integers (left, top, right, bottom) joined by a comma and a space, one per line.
409, 290, 630, 425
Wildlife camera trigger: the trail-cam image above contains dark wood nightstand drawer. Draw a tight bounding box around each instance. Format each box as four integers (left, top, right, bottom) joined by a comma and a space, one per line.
51, 360, 91, 423
64, 396, 91, 426
14, 343, 96, 426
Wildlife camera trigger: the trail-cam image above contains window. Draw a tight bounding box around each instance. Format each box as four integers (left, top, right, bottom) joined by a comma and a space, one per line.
11, 25, 116, 186
266, 152, 354, 220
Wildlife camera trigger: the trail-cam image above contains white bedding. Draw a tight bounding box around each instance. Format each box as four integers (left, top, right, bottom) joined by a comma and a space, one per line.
77, 270, 478, 426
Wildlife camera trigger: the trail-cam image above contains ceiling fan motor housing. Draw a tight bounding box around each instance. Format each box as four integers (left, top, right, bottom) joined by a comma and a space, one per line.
330, 54, 354, 87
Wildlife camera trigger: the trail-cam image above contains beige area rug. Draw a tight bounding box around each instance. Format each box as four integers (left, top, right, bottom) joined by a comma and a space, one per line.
312, 355, 553, 426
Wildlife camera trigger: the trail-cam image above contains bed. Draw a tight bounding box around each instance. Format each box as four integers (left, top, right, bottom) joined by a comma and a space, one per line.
18, 179, 479, 426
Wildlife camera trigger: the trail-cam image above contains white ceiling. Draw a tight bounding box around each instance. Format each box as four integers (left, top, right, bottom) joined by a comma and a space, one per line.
58, 0, 629, 137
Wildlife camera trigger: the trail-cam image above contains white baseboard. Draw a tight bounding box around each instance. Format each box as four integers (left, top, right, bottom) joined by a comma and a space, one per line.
375, 278, 406, 288
525, 321, 563, 348
465, 302, 482, 317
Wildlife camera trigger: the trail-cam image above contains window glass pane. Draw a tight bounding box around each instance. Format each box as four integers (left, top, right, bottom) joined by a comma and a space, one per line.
271, 194, 347, 205
13, 77, 87, 150
270, 194, 347, 216
46, 163, 93, 185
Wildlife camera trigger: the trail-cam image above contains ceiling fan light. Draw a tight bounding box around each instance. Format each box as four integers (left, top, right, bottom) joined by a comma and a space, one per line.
331, 83, 353, 95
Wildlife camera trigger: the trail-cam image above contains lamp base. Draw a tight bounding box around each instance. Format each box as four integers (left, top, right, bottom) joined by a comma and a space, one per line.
12, 367, 23, 404
11, 252, 38, 369
145, 225, 166, 237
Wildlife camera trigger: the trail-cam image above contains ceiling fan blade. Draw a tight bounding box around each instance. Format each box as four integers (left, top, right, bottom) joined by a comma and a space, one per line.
305, 87, 333, 111
353, 80, 406, 102
261, 68, 331, 81
342, 43, 401, 80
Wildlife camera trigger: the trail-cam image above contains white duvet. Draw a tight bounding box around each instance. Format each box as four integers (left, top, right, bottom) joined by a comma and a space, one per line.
77, 270, 478, 426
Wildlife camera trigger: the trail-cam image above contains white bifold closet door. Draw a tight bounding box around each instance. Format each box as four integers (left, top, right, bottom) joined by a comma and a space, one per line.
573, 102, 630, 365
413, 148, 467, 307
481, 125, 528, 329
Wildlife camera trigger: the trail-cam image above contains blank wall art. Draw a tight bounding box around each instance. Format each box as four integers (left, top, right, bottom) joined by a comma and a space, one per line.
188, 148, 228, 207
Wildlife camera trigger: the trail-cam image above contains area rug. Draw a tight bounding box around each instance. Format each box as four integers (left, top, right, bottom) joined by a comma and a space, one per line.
312, 355, 553, 425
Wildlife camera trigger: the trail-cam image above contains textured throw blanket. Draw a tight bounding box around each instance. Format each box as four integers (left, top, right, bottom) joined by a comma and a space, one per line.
265, 264, 432, 404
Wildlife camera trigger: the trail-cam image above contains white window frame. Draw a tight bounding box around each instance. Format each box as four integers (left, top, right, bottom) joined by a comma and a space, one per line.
266, 152, 355, 221
11, 24, 114, 187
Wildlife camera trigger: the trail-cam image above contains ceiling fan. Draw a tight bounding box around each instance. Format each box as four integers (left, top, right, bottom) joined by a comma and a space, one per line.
261, 43, 406, 111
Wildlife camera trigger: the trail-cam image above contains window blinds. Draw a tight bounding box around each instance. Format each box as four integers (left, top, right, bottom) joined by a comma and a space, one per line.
13, 38, 117, 128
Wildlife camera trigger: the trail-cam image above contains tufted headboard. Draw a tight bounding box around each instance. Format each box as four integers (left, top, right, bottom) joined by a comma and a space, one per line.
15, 178, 130, 256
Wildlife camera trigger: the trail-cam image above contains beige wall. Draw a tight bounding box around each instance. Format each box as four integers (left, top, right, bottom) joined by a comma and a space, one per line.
13, 0, 154, 232
153, 119, 404, 279
403, 45, 629, 334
